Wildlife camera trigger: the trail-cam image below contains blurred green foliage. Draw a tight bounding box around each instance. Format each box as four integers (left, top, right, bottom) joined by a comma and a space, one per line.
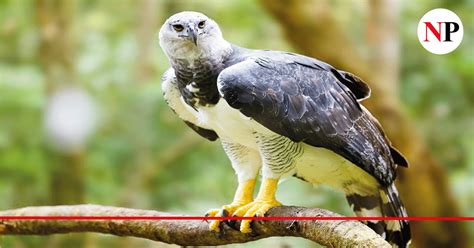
0, 0, 472, 247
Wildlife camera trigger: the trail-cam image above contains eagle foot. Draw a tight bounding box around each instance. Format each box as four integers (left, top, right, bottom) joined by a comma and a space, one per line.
206, 179, 256, 232
232, 178, 281, 233
206, 201, 251, 232
232, 199, 281, 233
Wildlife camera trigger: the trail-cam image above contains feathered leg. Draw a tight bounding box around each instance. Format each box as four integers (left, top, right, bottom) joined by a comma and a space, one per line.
207, 141, 261, 232
231, 134, 299, 233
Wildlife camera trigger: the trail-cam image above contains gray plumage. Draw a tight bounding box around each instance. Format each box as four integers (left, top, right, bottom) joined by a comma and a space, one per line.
218, 47, 402, 185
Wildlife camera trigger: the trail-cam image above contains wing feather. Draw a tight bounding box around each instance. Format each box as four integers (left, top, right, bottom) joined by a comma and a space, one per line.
218, 55, 398, 185
161, 68, 219, 141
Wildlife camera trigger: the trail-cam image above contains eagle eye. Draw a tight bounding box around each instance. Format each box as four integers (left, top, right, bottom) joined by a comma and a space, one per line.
198, 20, 206, 29
172, 24, 184, 32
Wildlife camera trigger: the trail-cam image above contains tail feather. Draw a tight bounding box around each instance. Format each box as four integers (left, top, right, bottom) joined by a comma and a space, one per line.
380, 183, 411, 247
346, 183, 411, 247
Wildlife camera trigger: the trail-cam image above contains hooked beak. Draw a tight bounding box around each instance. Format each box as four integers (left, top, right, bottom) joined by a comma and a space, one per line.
186, 23, 198, 45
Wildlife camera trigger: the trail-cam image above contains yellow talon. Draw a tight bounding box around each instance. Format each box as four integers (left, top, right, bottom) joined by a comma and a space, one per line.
233, 178, 281, 233
206, 179, 256, 232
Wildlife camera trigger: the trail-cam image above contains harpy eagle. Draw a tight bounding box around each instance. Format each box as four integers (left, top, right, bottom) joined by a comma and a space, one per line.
159, 11, 411, 247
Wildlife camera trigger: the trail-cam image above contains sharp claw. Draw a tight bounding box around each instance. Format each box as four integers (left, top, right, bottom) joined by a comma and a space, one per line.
222, 210, 231, 227
221, 209, 228, 217
204, 212, 213, 223
225, 214, 235, 228
257, 213, 266, 224
227, 219, 239, 230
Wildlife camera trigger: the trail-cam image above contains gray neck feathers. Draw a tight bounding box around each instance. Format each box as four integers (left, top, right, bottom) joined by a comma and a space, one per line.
169, 40, 233, 108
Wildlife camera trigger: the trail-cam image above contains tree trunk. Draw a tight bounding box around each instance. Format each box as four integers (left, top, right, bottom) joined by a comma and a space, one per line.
35, 1, 85, 247
259, 1, 470, 247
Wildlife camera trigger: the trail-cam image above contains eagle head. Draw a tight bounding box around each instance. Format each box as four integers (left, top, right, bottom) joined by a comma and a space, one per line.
159, 11, 229, 61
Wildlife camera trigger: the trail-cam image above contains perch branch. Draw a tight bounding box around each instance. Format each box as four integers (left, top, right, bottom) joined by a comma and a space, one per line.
0, 204, 389, 247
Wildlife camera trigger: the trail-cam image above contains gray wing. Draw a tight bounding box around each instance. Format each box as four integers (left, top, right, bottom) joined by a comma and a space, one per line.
161, 68, 218, 141
218, 54, 400, 185
183, 121, 218, 141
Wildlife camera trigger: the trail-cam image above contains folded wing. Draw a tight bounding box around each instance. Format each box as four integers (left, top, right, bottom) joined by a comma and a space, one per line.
218, 54, 399, 185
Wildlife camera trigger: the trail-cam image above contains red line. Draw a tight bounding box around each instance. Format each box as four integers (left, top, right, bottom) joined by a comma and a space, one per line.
0, 216, 472, 221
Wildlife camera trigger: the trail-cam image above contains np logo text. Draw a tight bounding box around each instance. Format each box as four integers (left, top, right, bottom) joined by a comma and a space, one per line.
417, 8, 463, 54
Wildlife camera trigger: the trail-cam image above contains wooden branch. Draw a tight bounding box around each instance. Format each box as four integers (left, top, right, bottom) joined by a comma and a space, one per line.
0, 204, 389, 247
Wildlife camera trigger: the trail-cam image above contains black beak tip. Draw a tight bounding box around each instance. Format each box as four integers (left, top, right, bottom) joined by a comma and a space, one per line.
186, 24, 198, 46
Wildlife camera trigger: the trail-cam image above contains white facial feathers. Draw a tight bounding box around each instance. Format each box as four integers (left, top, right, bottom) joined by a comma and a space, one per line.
159, 11, 231, 61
